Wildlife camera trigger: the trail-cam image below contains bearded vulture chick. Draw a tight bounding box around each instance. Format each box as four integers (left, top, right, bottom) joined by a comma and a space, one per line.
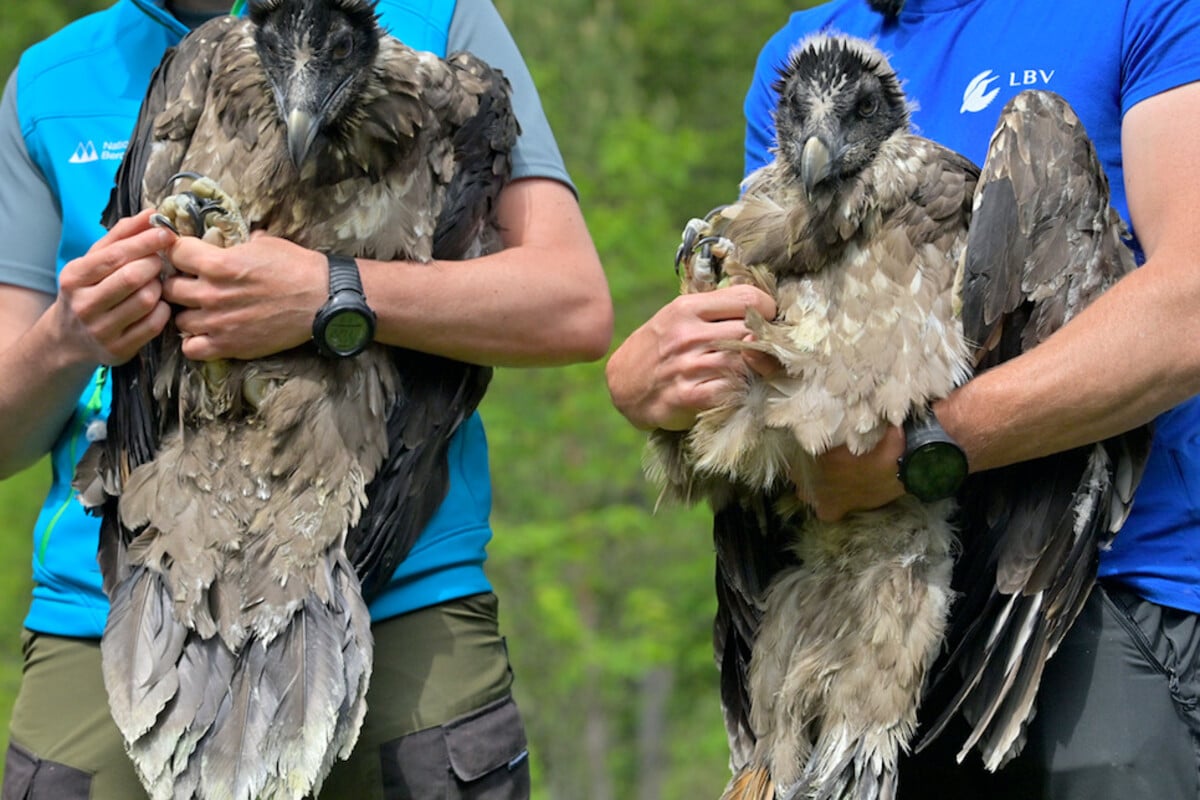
73, 0, 517, 797
650, 33, 1148, 800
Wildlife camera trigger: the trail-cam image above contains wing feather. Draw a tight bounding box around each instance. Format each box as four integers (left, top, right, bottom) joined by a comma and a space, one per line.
347, 50, 516, 601
918, 90, 1151, 769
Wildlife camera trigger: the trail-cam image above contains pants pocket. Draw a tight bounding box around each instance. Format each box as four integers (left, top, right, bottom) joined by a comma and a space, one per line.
380, 695, 530, 800
2, 740, 92, 800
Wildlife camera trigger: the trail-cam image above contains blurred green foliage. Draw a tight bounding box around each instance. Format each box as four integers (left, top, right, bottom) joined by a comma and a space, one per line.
0, 1, 817, 797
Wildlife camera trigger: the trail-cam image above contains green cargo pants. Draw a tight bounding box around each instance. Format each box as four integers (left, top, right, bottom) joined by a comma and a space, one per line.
2, 592, 529, 799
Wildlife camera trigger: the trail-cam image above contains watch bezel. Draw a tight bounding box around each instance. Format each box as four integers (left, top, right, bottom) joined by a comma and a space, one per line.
313, 254, 376, 358
898, 411, 968, 502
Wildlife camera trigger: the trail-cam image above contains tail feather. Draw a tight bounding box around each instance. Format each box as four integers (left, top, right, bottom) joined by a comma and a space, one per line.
722, 765, 775, 800
102, 564, 188, 742
107, 557, 372, 800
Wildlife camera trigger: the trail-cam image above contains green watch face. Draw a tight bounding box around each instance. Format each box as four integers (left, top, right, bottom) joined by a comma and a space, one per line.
323, 309, 372, 355
903, 441, 968, 502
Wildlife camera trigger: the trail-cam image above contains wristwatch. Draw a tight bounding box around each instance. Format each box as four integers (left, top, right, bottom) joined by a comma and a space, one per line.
898, 409, 968, 502
312, 254, 376, 358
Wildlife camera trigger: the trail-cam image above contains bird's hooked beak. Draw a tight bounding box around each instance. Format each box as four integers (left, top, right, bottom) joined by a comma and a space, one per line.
800, 136, 833, 198
286, 106, 321, 168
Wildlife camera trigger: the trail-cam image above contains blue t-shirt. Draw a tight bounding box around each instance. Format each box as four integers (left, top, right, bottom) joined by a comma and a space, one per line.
744, 0, 1200, 613
0, 0, 571, 636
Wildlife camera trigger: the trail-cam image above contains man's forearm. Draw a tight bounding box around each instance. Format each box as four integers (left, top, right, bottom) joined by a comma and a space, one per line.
939, 249, 1200, 474
361, 179, 612, 368
0, 295, 99, 478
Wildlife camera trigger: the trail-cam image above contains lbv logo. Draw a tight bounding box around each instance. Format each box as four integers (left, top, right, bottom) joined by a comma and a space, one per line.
960, 68, 1056, 114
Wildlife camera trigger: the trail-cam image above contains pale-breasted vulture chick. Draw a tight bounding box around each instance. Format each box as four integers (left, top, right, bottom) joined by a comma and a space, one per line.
649, 33, 1149, 800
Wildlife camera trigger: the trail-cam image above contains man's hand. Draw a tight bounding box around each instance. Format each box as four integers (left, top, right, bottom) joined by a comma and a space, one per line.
606, 284, 777, 431
793, 425, 907, 522
54, 209, 175, 365
162, 233, 326, 361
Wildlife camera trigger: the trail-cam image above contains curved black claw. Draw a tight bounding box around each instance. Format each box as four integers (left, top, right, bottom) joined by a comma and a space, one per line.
162, 171, 205, 193
691, 236, 729, 285
673, 242, 689, 276
188, 194, 229, 235
151, 192, 229, 238
149, 213, 179, 235
674, 204, 732, 275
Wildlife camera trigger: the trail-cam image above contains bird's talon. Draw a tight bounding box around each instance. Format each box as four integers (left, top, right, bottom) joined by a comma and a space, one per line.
162, 170, 205, 194
676, 217, 713, 275
149, 213, 179, 235
153, 177, 248, 245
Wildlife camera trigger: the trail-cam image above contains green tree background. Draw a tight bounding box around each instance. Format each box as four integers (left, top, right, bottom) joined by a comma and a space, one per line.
0, 2, 816, 797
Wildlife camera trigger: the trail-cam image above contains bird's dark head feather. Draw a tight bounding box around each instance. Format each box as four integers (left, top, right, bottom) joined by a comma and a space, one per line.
249, 0, 383, 167
771, 35, 910, 198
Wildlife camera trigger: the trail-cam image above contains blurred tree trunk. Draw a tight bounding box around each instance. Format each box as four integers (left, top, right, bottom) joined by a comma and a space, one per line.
580, 584, 615, 800
637, 666, 674, 800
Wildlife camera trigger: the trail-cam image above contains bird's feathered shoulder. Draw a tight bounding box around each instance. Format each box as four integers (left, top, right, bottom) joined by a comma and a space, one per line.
962, 91, 1132, 358
431, 51, 519, 259
103, 16, 246, 226
725, 133, 978, 280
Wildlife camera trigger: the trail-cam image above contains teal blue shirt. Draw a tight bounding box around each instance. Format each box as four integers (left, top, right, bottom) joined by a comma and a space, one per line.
0, 0, 571, 636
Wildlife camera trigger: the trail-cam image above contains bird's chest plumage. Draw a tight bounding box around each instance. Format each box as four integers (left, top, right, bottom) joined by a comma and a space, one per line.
767, 215, 970, 450
672, 141, 975, 491
748, 162, 973, 461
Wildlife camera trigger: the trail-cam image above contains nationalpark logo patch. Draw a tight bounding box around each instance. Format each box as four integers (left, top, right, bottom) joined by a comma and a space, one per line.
68, 140, 127, 164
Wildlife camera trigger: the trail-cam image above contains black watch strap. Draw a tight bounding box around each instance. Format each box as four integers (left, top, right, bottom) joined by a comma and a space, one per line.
327, 253, 366, 297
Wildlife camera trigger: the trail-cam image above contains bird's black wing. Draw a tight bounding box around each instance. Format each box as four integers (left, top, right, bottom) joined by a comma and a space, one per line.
432, 52, 520, 260
347, 51, 518, 601
97, 42, 184, 477
712, 491, 802, 771
917, 90, 1152, 769
347, 350, 494, 600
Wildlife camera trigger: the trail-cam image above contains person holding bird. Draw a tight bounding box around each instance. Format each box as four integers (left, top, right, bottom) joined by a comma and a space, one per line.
0, 0, 612, 797
608, 0, 1200, 798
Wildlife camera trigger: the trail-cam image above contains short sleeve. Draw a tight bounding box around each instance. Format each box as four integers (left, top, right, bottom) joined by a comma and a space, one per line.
0, 70, 62, 295
743, 25, 794, 179
1121, 0, 1200, 115
447, 2, 575, 194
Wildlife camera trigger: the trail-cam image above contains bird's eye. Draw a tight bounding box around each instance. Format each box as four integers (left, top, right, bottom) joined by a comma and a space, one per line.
857, 95, 879, 118
330, 34, 353, 61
